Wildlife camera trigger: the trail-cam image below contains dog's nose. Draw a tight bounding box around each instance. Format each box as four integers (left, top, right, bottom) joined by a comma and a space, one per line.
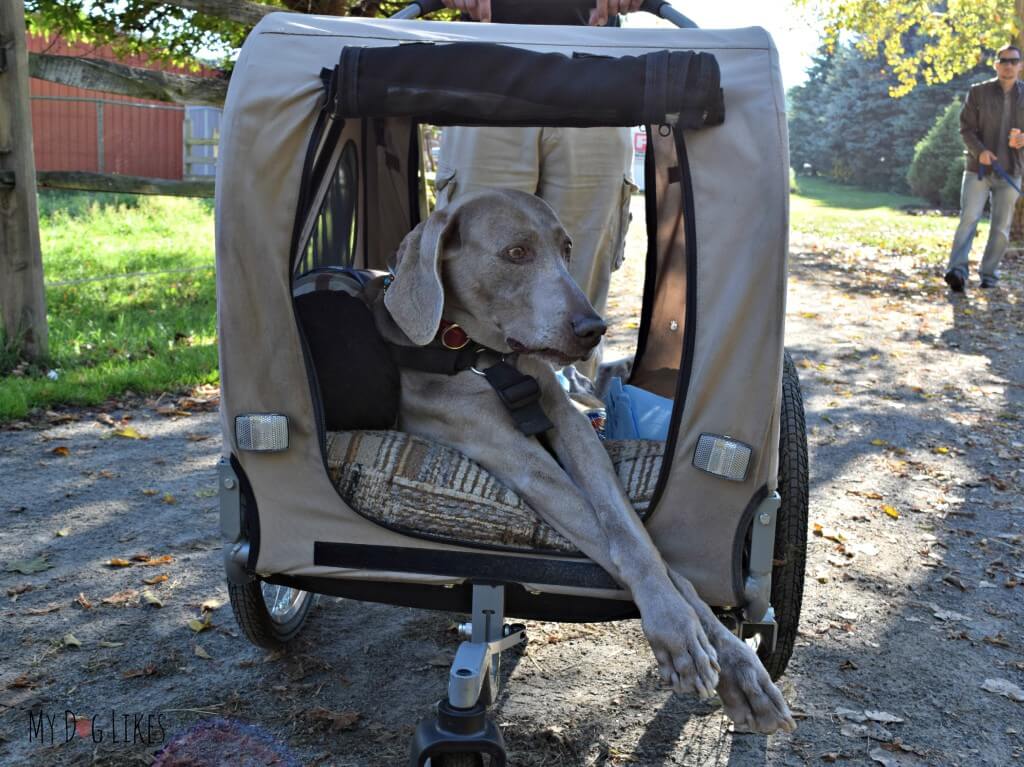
572, 315, 607, 345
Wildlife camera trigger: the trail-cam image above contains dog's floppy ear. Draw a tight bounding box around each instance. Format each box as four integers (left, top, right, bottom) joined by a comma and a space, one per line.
385, 208, 456, 346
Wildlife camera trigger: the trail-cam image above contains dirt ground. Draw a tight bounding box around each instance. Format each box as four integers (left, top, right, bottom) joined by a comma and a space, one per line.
2, 205, 1024, 766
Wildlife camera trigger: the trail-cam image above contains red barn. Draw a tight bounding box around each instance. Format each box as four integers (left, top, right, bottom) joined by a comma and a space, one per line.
29, 35, 220, 180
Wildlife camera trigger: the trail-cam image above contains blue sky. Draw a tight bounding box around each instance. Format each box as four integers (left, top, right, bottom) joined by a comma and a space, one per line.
628, 0, 822, 90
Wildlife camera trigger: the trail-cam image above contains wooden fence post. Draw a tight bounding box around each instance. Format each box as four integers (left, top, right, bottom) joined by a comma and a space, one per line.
0, 0, 48, 360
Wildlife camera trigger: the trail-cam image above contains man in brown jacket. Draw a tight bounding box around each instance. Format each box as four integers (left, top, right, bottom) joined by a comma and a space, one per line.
945, 45, 1024, 292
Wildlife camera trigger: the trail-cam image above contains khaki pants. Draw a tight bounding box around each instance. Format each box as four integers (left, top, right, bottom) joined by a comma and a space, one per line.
437, 126, 636, 376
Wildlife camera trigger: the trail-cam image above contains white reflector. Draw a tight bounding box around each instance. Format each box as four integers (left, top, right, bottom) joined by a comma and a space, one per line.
235, 414, 289, 452
693, 433, 751, 481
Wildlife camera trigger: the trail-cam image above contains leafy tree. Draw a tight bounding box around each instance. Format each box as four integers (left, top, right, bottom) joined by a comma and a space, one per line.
798, 0, 1023, 97
25, 0, 414, 68
907, 99, 966, 206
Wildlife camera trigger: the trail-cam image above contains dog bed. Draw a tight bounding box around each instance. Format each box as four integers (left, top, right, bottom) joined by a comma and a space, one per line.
325, 431, 664, 554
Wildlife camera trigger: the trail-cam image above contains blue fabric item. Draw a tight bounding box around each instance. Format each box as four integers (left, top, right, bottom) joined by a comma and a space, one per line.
554, 369, 572, 392
603, 377, 673, 441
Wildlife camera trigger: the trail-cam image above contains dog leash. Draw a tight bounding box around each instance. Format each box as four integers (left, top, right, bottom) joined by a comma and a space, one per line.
979, 161, 1023, 194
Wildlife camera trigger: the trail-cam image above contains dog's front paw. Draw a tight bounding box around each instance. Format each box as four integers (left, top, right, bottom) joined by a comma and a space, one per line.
643, 605, 720, 699
714, 635, 796, 734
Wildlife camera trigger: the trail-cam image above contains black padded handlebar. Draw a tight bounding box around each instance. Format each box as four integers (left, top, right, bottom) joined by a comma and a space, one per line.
392, 0, 698, 28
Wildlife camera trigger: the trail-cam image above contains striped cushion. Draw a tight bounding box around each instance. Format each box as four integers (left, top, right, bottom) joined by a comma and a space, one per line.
325, 430, 664, 554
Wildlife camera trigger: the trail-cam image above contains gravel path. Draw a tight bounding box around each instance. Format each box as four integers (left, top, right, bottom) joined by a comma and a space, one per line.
1, 224, 1023, 766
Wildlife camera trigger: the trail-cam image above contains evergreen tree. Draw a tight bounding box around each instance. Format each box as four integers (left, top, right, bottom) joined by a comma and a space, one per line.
907, 99, 965, 206
788, 43, 989, 194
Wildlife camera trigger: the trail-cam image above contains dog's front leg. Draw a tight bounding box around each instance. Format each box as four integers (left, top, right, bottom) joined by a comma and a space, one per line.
513, 357, 722, 700
516, 358, 796, 734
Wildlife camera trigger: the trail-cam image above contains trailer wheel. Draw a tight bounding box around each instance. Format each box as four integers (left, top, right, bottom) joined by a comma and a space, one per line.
228, 579, 314, 649
428, 755, 485, 767
757, 350, 809, 681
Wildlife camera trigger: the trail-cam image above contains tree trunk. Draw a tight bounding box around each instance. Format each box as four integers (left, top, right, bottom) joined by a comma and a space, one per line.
29, 53, 228, 106
1012, 0, 1024, 241
0, 0, 48, 361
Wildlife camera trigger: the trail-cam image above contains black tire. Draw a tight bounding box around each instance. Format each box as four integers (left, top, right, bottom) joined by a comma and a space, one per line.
757, 350, 809, 681
227, 579, 315, 649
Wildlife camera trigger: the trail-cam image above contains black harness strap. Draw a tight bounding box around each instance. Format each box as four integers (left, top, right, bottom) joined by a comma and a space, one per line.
388, 341, 554, 436
388, 343, 480, 376
482, 361, 555, 437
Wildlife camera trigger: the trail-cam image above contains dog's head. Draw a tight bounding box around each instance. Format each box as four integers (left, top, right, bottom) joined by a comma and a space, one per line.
384, 188, 606, 366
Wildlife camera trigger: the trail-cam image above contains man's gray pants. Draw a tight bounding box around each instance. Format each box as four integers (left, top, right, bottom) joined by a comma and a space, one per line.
947, 169, 1021, 284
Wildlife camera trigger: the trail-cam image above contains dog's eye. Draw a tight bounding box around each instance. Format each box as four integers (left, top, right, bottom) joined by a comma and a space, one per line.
504, 246, 529, 262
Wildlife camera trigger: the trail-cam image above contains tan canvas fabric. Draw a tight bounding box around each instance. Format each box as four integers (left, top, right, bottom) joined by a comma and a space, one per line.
216, 14, 789, 607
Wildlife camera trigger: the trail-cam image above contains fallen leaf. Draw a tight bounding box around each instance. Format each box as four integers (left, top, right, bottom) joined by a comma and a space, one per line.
865, 710, 905, 724
63, 633, 82, 648
98, 641, 124, 648
51, 446, 70, 457
881, 505, 900, 519
933, 608, 971, 622
6, 556, 52, 574
140, 555, 173, 567
141, 489, 158, 496
193, 645, 213, 660
162, 494, 176, 505
870, 439, 888, 447
113, 427, 145, 440
141, 591, 163, 608
981, 678, 1024, 702
200, 599, 223, 612
187, 615, 213, 633
142, 574, 168, 585
105, 558, 132, 568
101, 589, 139, 606
76, 592, 93, 609
122, 664, 158, 679
9, 674, 36, 689
27, 604, 61, 615
305, 707, 361, 731
55, 528, 70, 538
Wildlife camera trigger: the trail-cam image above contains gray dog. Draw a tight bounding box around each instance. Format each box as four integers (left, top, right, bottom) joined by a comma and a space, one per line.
372, 187, 796, 734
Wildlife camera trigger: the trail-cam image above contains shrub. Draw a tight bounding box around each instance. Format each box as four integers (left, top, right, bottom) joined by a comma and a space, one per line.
941, 155, 966, 208
789, 167, 799, 193
908, 99, 964, 206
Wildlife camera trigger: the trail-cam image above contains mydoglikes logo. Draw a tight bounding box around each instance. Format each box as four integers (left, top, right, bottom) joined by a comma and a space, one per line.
28, 709, 168, 745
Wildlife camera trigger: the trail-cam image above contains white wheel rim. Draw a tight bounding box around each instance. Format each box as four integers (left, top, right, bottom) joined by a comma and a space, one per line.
260, 583, 309, 624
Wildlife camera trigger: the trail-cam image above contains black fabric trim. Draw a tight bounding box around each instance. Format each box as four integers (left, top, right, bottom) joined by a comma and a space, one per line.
313, 542, 620, 590
229, 454, 260, 572
408, 121, 422, 230
633, 125, 658, 371
261, 574, 639, 622
731, 486, 769, 606
645, 128, 699, 523
329, 43, 723, 129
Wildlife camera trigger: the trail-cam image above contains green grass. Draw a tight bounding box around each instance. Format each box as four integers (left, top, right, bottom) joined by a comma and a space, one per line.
790, 176, 961, 262
0, 192, 217, 420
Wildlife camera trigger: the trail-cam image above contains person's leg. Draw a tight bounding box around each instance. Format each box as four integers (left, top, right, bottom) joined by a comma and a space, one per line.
436, 126, 542, 206
979, 176, 1021, 285
538, 127, 635, 376
946, 171, 992, 280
